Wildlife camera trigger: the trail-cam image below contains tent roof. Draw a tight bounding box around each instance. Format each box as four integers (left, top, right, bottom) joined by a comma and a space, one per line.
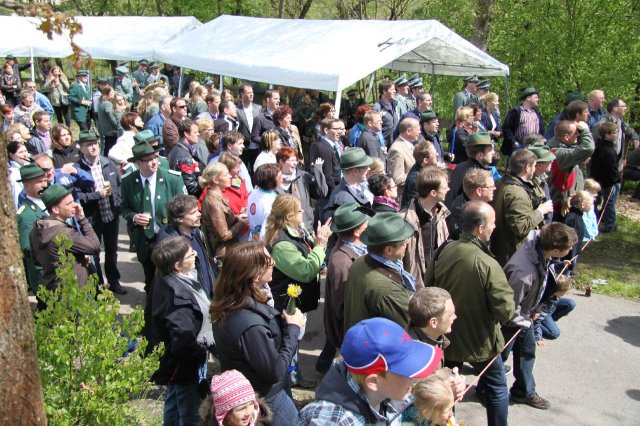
0, 16, 201, 61
0, 16, 73, 58
72, 16, 201, 61
156, 15, 509, 92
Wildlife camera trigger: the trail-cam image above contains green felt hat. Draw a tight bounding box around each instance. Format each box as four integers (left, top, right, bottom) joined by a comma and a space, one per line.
133, 129, 157, 145
339, 147, 373, 170
520, 87, 538, 100
17, 163, 45, 182
565, 91, 585, 104
528, 144, 556, 162
420, 110, 438, 122
128, 141, 160, 162
361, 213, 415, 246
97, 77, 108, 84
467, 132, 493, 147
78, 130, 99, 144
41, 184, 73, 209
331, 203, 369, 233
75, 69, 89, 77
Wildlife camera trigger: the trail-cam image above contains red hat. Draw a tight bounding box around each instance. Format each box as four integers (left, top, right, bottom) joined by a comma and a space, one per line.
210, 370, 258, 425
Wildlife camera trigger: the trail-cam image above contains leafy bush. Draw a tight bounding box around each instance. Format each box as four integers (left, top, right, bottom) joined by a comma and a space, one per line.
35, 234, 161, 425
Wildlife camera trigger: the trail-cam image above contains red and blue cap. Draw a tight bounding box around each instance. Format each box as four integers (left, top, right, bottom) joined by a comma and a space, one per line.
341, 317, 443, 379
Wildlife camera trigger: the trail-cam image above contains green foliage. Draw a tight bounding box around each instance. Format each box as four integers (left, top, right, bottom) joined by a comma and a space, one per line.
575, 215, 640, 299
35, 234, 161, 425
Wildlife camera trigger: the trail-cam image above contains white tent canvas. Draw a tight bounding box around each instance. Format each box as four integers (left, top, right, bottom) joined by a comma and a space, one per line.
0, 16, 73, 58
72, 16, 201, 61
156, 15, 509, 92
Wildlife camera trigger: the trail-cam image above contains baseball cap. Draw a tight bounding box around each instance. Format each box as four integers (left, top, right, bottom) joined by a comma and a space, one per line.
341, 317, 443, 378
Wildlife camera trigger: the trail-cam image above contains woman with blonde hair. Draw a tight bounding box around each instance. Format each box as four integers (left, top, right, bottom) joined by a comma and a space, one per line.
253, 128, 281, 171
200, 162, 248, 268
189, 84, 208, 119
480, 92, 502, 142
450, 106, 477, 164
197, 118, 217, 154
264, 193, 332, 389
43, 65, 70, 126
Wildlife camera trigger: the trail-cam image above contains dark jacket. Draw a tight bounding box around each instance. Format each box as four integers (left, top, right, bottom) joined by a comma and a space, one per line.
401, 164, 421, 210
52, 146, 82, 169
250, 110, 275, 148
481, 109, 501, 141
212, 299, 300, 399
162, 115, 181, 154
310, 137, 340, 194
451, 126, 472, 164
75, 155, 122, 223
150, 273, 209, 385
29, 216, 101, 291
446, 192, 468, 240
501, 105, 544, 156
167, 141, 204, 197
564, 207, 585, 259
201, 191, 247, 260
445, 158, 491, 208
322, 180, 371, 222
590, 139, 621, 188
357, 128, 385, 161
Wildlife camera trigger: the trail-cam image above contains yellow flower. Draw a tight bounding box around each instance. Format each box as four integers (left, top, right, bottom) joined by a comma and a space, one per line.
287, 284, 302, 298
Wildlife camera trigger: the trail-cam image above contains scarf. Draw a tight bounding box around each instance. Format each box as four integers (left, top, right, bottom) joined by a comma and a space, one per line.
373, 195, 400, 212
369, 253, 416, 292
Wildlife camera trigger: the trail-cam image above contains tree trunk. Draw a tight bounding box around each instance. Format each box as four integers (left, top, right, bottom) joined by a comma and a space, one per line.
0, 152, 46, 424
278, 0, 285, 18
470, 0, 496, 51
298, 0, 314, 18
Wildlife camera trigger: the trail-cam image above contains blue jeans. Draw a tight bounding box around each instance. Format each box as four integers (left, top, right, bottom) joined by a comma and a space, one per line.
600, 182, 620, 231
163, 383, 202, 426
502, 326, 536, 399
265, 389, 299, 426
539, 297, 576, 339
446, 357, 508, 426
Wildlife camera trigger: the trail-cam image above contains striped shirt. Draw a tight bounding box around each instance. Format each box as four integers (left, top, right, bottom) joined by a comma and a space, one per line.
515, 105, 541, 145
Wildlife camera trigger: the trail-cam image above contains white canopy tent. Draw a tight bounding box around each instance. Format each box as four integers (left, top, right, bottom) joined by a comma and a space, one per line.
155, 15, 510, 104
0, 16, 74, 58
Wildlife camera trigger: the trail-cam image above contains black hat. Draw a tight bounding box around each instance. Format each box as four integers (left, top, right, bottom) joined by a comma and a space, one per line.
519, 87, 538, 100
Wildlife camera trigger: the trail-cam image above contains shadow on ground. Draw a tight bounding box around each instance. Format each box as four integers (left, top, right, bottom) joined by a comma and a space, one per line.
604, 316, 640, 347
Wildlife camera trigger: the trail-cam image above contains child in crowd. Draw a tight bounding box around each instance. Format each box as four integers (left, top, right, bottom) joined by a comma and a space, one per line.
563, 190, 593, 274
534, 275, 576, 346
200, 369, 272, 426
413, 371, 459, 426
591, 122, 621, 232
582, 179, 601, 242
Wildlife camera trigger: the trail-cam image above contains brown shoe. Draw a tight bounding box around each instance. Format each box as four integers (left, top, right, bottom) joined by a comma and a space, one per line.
292, 378, 317, 389
511, 392, 550, 410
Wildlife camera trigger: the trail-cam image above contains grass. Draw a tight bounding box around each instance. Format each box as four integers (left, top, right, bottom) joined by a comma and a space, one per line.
574, 214, 640, 299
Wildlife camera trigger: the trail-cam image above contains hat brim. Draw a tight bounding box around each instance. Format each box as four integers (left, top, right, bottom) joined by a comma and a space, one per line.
520, 91, 538, 100
390, 341, 443, 379
536, 154, 556, 162
331, 215, 368, 234
17, 173, 45, 183
360, 220, 415, 246
43, 187, 74, 209
128, 145, 160, 162
342, 156, 374, 170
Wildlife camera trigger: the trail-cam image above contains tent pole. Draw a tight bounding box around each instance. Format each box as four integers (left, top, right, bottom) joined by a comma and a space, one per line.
30, 47, 34, 82
431, 64, 436, 108
178, 67, 183, 98
219, 75, 224, 92
505, 74, 510, 110
365, 72, 376, 103
334, 90, 342, 119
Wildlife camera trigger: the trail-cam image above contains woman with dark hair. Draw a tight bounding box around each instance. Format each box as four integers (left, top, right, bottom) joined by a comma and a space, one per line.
51, 124, 80, 168
273, 105, 303, 163
276, 146, 327, 231
0, 63, 20, 106
43, 65, 70, 126
246, 163, 283, 241
254, 128, 282, 171
472, 103, 486, 132
211, 242, 306, 426
263, 194, 332, 389
149, 235, 214, 426
313, 102, 335, 141
108, 111, 144, 165
1, 103, 15, 131
348, 104, 371, 147
200, 162, 248, 271
97, 85, 119, 155
8, 140, 31, 208
368, 173, 400, 212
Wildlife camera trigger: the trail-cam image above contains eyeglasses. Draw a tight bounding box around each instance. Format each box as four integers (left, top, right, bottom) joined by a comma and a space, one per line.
183, 251, 197, 260
177, 105, 188, 109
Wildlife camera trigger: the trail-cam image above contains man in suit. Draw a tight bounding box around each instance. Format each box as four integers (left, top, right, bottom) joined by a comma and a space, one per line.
452, 74, 479, 121
75, 130, 125, 295
120, 142, 187, 292
109, 66, 134, 104
250, 89, 280, 148
131, 59, 150, 106
323, 147, 373, 222
387, 117, 420, 202
213, 100, 240, 132
16, 163, 49, 298
68, 69, 92, 130
237, 83, 263, 172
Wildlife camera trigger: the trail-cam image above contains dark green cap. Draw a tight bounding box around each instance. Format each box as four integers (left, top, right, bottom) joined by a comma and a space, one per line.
18, 163, 45, 182
467, 132, 493, 147
78, 130, 99, 144
133, 129, 158, 145
41, 184, 73, 209
331, 203, 369, 233
361, 213, 415, 246
128, 141, 160, 162
528, 144, 556, 162
420, 110, 438, 122
339, 147, 373, 170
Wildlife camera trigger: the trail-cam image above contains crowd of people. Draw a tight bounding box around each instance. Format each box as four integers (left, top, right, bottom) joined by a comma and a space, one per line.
4, 55, 640, 426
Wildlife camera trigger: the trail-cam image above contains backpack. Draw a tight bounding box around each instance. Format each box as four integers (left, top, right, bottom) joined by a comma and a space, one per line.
550, 148, 576, 193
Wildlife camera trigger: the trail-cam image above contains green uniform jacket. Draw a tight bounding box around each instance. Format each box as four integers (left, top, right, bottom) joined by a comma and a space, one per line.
343, 254, 413, 334
17, 198, 47, 293
68, 81, 91, 123
109, 76, 134, 103
490, 173, 544, 266
120, 168, 186, 263
425, 232, 515, 363
131, 69, 149, 104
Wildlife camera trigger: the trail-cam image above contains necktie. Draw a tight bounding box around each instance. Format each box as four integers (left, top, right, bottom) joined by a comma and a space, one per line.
143, 178, 155, 238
